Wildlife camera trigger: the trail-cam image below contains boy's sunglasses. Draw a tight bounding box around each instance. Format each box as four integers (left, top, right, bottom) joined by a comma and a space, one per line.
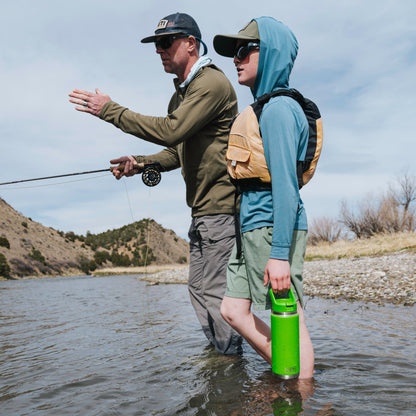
234, 42, 260, 60
155, 34, 188, 50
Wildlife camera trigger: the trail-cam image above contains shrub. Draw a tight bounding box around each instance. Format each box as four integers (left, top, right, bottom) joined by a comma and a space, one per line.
0, 236, 10, 249
0, 253, 11, 278
78, 255, 97, 275
9, 258, 35, 276
389, 172, 416, 231
110, 251, 131, 267
308, 217, 343, 245
177, 256, 188, 264
339, 173, 416, 239
131, 249, 142, 267
21, 221, 28, 228
65, 231, 76, 242
94, 250, 110, 266
141, 246, 156, 264
340, 195, 410, 239
28, 248, 47, 265
88, 260, 97, 273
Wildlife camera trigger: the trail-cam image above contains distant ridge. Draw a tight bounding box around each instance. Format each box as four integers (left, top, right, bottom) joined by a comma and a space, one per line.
0, 198, 189, 279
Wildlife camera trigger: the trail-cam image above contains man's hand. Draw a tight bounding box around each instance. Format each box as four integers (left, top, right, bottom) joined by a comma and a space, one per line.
110, 156, 139, 179
69, 88, 111, 116
263, 258, 291, 293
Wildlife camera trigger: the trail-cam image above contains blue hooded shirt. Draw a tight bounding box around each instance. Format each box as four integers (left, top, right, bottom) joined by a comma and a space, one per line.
239, 16, 309, 260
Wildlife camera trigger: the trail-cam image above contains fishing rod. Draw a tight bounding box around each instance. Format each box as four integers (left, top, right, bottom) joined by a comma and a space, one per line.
0, 163, 162, 187
0, 168, 109, 186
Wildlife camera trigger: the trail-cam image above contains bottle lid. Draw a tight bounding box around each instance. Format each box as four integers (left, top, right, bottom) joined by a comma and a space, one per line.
269, 288, 297, 313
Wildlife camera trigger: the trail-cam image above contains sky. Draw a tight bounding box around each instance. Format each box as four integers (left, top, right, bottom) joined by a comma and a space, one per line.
1, 0, 415, 240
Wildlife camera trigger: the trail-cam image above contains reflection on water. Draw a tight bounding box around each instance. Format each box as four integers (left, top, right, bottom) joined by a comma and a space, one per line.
0, 275, 415, 415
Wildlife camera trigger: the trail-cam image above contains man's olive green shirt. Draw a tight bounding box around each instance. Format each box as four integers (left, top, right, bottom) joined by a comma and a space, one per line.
100, 64, 238, 217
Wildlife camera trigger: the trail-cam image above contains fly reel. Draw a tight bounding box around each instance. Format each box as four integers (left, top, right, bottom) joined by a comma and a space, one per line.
142, 163, 162, 187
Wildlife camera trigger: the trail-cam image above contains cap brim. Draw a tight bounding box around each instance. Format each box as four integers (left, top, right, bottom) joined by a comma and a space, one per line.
141, 31, 185, 43
213, 34, 258, 57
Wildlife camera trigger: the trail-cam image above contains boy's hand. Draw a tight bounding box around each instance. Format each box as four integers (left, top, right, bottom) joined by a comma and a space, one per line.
263, 258, 291, 293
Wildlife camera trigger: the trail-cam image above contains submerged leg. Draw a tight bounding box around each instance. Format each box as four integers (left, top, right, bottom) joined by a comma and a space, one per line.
298, 302, 314, 379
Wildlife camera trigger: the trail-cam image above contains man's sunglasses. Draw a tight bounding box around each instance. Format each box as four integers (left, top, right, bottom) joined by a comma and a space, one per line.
155, 34, 188, 50
234, 42, 260, 60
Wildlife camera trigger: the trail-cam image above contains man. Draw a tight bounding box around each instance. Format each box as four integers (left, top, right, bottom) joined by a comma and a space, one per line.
69, 13, 242, 355
213, 17, 315, 377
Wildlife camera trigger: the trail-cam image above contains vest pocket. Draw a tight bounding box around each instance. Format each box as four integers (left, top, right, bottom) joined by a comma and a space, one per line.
226, 134, 251, 178
226, 144, 251, 164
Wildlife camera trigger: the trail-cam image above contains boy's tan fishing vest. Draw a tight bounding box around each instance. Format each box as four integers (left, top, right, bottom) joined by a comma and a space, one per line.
226, 88, 323, 191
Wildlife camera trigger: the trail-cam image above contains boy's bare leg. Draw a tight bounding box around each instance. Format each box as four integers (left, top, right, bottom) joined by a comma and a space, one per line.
221, 296, 314, 378
298, 302, 315, 378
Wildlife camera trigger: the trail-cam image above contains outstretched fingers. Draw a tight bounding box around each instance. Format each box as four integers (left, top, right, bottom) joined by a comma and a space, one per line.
68, 89, 91, 111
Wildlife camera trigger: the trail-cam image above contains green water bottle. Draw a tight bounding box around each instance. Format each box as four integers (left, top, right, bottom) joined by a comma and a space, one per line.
269, 288, 300, 379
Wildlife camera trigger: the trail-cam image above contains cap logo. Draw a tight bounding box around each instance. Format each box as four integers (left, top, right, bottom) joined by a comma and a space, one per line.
156, 19, 168, 30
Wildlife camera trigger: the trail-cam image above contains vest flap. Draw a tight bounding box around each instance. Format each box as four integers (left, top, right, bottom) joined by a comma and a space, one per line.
226, 145, 251, 163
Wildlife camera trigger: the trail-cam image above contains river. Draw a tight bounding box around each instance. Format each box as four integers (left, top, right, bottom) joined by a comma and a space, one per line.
1, 274, 415, 415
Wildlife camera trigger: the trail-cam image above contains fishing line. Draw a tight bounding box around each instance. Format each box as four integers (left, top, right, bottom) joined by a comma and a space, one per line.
120, 175, 174, 373
141, 187, 170, 357
122, 177, 135, 225
126, 179, 190, 380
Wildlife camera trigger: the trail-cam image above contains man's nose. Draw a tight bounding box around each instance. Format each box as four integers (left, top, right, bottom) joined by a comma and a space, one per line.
155, 45, 164, 54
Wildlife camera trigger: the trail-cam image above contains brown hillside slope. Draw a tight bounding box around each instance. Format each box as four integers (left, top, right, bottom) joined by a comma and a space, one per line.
0, 198, 95, 277
0, 198, 189, 279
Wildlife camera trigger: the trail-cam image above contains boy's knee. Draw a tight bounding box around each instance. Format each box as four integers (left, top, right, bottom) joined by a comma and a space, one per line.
221, 297, 236, 324
221, 296, 253, 331
220, 299, 230, 322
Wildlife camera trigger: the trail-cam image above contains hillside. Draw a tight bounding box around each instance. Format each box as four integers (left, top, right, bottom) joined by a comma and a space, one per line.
0, 198, 189, 279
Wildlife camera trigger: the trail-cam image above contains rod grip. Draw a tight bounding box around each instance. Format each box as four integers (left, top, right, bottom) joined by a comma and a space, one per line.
110, 162, 143, 174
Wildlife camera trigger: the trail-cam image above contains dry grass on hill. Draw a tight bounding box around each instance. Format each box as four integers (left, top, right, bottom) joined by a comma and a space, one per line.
306, 231, 416, 260
93, 264, 188, 276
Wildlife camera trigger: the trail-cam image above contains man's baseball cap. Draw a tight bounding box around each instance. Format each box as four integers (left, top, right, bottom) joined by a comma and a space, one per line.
213, 20, 260, 57
141, 13, 202, 43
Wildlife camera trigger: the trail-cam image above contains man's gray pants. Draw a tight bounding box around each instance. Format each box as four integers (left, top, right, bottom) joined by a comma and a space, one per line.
188, 214, 243, 355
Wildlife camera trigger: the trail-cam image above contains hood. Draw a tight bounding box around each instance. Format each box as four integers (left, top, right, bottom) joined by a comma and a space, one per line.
252, 17, 298, 99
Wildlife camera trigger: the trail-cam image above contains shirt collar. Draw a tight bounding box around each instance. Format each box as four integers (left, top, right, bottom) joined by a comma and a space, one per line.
179, 56, 212, 90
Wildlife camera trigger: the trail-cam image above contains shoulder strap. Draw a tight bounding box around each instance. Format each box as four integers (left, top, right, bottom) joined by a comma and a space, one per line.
255, 88, 309, 109
250, 88, 322, 189
252, 88, 300, 119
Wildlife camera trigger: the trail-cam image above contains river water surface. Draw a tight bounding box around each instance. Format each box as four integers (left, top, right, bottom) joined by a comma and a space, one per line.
1, 275, 415, 415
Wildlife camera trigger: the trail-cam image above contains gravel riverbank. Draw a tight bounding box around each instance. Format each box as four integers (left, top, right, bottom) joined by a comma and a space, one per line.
139, 252, 416, 306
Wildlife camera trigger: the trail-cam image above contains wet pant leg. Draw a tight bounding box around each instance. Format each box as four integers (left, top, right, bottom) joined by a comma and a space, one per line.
188, 214, 243, 355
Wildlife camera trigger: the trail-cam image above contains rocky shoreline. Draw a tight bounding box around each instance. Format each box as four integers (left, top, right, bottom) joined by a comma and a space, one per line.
138, 252, 416, 306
